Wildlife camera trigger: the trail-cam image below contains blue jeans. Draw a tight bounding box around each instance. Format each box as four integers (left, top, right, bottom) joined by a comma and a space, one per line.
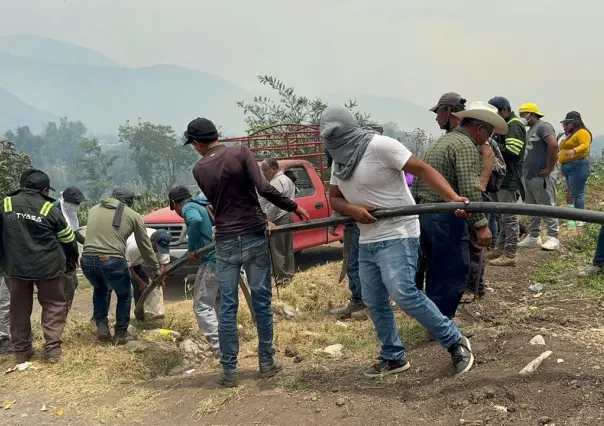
346, 224, 363, 305
561, 158, 590, 209
420, 213, 470, 318
215, 231, 274, 373
359, 237, 461, 361
593, 226, 604, 266
81, 255, 132, 331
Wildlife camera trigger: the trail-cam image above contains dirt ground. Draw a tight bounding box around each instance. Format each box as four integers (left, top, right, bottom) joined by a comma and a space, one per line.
2, 234, 604, 425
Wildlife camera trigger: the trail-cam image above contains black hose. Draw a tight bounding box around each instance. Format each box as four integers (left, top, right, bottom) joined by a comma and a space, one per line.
134, 202, 604, 318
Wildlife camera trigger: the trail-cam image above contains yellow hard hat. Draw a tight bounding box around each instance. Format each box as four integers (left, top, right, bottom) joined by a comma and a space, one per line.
519, 102, 544, 117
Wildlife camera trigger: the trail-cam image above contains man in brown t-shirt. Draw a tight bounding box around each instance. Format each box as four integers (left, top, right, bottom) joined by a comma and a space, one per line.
184, 117, 308, 387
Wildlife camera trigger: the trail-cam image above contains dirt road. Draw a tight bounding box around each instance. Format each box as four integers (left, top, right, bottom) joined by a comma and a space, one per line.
3, 238, 604, 425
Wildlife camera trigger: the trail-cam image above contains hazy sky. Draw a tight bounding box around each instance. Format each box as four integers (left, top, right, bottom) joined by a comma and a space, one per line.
2, 0, 604, 132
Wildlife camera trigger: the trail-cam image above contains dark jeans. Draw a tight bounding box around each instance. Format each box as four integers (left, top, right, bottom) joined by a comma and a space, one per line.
466, 227, 485, 295
81, 255, 132, 331
347, 223, 363, 305
594, 226, 604, 267
420, 213, 470, 318
215, 231, 275, 373
484, 192, 498, 248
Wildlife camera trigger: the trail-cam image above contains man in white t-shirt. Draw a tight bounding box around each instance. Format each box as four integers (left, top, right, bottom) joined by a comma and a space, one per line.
321, 105, 475, 377
125, 228, 171, 319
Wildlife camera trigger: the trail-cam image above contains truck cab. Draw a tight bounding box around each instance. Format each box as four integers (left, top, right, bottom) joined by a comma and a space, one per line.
143, 123, 343, 276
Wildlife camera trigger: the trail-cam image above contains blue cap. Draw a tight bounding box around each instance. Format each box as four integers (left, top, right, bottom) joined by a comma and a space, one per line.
151, 229, 172, 254
488, 96, 511, 111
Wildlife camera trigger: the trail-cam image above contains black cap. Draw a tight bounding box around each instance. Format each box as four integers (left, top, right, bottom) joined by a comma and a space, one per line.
62, 187, 86, 204
23, 170, 55, 192
561, 111, 582, 123
429, 92, 466, 112
20, 168, 43, 188
111, 187, 136, 206
183, 118, 219, 145
488, 96, 511, 111
168, 185, 192, 210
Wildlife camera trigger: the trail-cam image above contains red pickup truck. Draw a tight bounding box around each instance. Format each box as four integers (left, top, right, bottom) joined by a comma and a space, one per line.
143, 124, 343, 272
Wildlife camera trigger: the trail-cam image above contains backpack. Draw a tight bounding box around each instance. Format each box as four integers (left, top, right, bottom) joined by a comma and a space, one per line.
486, 138, 507, 193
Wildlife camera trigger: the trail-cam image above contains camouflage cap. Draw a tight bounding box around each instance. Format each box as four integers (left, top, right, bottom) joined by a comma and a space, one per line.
429, 92, 466, 113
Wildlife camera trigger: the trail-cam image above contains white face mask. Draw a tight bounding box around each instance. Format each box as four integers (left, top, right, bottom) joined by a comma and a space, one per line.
60, 199, 80, 230
520, 117, 528, 126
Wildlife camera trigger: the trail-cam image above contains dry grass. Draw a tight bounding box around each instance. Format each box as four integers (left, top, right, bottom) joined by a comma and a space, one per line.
193, 387, 243, 420
0, 259, 426, 421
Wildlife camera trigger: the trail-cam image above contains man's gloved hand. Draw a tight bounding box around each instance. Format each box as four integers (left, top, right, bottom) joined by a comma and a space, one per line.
65, 257, 78, 273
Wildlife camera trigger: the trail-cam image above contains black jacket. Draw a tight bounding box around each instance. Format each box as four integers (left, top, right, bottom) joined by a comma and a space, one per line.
493, 114, 526, 192
0, 189, 79, 280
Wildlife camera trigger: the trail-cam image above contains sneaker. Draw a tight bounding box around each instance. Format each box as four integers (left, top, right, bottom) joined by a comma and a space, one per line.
518, 236, 542, 248
96, 323, 112, 342
364, 357, 410, 378
489, 256, 517, 267
577, 221, 585, 227
540, 237, 560, 251
259, 358, 282, 378
113, 330, 137, 345
578, 265, 603, 277
350, 307, 369, 321
449, 336, 474, 374
217, 371, 239, 387
486, 249, 503, 260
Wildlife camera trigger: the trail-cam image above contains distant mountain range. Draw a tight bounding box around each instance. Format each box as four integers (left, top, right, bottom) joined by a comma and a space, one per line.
0, 87, 57, 133
0, 34, 451, 136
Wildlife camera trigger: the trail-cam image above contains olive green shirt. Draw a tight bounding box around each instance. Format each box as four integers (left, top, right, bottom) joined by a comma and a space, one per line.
413, 127, 488, 228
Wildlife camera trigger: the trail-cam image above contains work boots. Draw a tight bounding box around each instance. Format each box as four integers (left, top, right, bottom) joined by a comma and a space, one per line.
96, 323, 112, 342
329, 300, 368, 320
113, 329, 137, 345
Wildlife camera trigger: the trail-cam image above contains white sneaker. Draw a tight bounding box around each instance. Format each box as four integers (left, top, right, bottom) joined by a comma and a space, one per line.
518, 236, 542, 248
540, 237, 560, 251
577, 221, 585, 227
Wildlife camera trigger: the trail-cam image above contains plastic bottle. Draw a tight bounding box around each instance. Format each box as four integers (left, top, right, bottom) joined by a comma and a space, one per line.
567, 204, 576, 230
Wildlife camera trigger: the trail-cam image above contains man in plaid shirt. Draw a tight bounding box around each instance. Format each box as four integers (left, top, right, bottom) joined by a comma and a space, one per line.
414, 101, 507, 331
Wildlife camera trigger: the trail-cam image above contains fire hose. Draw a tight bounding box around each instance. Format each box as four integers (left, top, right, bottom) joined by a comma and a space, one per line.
134, 202, 604, 320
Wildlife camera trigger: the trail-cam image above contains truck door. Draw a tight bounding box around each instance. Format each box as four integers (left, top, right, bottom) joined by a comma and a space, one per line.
286, 164, 329, 251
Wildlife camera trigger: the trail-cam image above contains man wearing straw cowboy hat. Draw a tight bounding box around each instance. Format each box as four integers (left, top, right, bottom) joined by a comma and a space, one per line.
323, 105, 475, 377
414, 101, 507, 334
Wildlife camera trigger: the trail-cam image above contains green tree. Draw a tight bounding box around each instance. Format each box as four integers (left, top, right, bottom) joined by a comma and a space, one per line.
4, 126, 43, 160
118, 120, 194, 193
0, 137, 33, 195
237, 75, 371, 134
398, 128, 434, 159
74, 138, 118, 201
40, 117, 88, 164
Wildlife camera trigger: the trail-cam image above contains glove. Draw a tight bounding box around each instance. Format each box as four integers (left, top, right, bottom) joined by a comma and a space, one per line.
65, 257, 78, 274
